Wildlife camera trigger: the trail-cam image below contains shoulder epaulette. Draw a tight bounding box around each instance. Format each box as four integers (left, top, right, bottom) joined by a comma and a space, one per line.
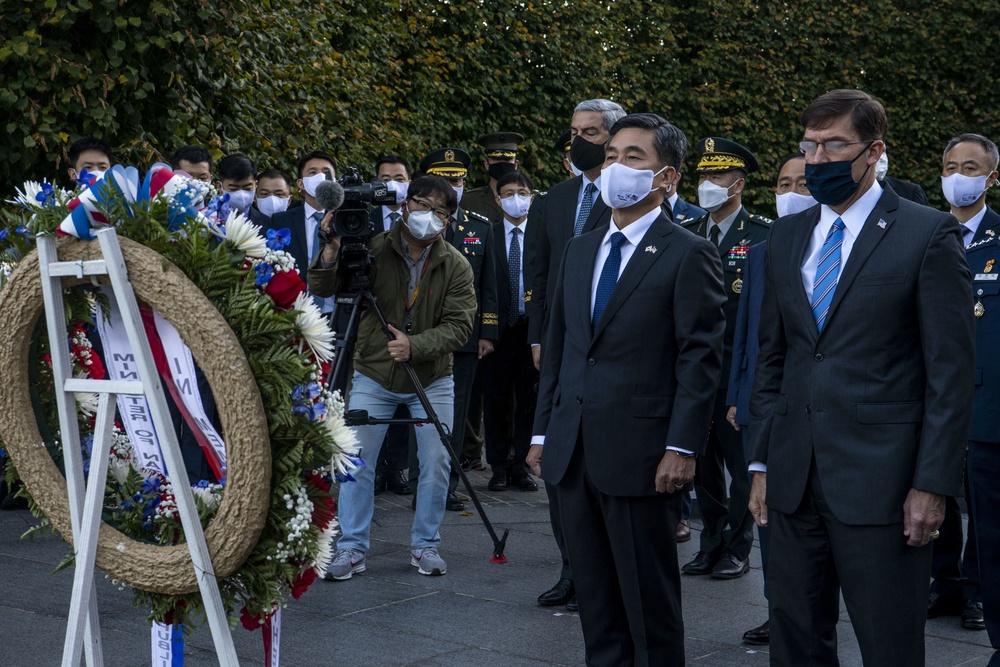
467, 210, 490, 224
682, 213, 707, 228
749, 213, 774, 225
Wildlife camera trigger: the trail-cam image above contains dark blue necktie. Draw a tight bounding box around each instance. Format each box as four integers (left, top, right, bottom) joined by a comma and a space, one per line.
310, 210, 325, 261
575, 183, 597, 236
593, 231, 627, 329
508, 227, 522, 324
811, 217, 845, 332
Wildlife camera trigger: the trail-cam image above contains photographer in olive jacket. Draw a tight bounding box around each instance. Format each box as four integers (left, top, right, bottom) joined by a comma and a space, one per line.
308, 175, 477, 580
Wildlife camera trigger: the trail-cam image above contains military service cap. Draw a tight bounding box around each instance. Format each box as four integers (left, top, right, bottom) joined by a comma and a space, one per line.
419, 148, 472, 178
554, 129, 572, 154
477, 132, 524, 159
695, 137, 760, 174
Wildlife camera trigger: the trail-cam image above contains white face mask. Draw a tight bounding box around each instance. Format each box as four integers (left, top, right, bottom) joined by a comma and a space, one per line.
600, 162, 667, 210
941, 173, 990, 208
875, 153, 889, 181
775, 191, 818, 218
301, 172, 327, 197
500, 193, 532, 220
452, 185, 464, 204
226, 189, 255, 213
405, 205, 446, 241
698, 179, 739, 212
385, 180, 409, 205
569, 161, 583, 177
256, 195, 290, 217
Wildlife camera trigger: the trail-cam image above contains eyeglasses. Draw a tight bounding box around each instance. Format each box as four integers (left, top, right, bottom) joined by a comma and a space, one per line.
798, 140, 872, 156
409, 197, 451, 222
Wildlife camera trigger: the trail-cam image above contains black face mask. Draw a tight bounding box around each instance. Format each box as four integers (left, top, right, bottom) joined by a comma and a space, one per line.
488, 162, 517, 181
569, 135, 606, 172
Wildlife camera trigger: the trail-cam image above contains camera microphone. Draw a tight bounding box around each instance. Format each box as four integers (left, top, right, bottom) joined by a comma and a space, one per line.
315, 179, 345, 212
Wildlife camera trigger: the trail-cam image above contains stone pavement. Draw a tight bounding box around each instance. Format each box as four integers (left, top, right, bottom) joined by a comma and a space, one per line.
0, 469, 994, 666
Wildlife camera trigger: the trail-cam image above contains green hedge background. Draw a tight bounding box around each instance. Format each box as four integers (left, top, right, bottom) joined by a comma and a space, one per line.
2, 0, 998, 212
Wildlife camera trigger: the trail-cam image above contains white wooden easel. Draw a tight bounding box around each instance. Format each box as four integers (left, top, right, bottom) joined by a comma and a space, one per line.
37, 229, 239, 666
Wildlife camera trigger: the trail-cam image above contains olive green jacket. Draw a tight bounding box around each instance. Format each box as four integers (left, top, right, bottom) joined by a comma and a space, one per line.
308, 227, 476, 393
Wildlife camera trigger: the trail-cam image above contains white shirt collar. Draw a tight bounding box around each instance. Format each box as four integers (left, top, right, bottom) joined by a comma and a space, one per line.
819, 180, 883, 239
963, 206, 989, 239
603, 206, 661, 248
667, 192, 679, 209
504, 218, 527, 236
304, 201, 323, 222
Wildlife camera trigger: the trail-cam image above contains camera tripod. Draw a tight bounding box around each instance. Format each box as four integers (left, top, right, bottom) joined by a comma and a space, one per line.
326, 289, 509, 563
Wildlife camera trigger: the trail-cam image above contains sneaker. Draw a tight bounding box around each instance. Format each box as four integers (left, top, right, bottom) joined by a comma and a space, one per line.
324, 548, 366, 581
411, 547, 447, 576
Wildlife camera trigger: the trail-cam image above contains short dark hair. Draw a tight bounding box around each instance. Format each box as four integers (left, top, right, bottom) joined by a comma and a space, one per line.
68, 137, 113, 169
943, 133, 1000, 171
217, 153, 257, 182
777, 152, 806, 177
800, 89, 888, 143
256, 168, 292, 186
607, 113, 687, 170
170, 145, 212, 170
407, 175, 458, 215
375, 154, 411, 179
296, 150, 336, 178
496, 172, 534, 192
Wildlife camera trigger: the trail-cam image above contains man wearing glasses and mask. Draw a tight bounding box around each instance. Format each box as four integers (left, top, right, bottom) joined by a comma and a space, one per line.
309, 175, 477, 580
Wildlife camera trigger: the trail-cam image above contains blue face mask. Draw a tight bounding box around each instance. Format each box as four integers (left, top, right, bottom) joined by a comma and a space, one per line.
804, 143, 872, 206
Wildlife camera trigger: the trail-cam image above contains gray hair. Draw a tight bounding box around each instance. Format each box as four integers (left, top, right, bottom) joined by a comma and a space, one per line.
574, 98, 626, 131
943, 133, 1000, 171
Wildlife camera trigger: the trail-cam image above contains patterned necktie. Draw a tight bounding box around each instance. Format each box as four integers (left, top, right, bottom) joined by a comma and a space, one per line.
574, 183, 597, 236
593, 232, 627, 329
508, 227, 522, 325
710, 223, 721, 247
811, 217, 846, 332
389, 211, 401, 231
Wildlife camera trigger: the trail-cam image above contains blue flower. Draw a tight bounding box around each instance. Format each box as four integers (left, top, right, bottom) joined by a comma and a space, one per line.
15, 225, 30, 237
34, 183, 54, 206
0, 447, 6, 458
80, 435, 94, 475
141, 477, 162, 495
265, 227, 291, 251
254, 263, 273, 287
0, 229, 7, 241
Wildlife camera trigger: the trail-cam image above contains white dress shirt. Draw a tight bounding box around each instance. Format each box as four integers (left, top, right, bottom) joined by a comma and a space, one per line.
960, 206, 988, 245
504, 218, 528, 315
383, 206, 402, 233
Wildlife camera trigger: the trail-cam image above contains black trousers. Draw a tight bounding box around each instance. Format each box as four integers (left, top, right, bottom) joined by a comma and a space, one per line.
768, 460, 931, 667
558, 435, 685, 667
692, 389, 754, 559
968, 441, 1000, 660
480, 319, 537, 474
930, 453, 980, 603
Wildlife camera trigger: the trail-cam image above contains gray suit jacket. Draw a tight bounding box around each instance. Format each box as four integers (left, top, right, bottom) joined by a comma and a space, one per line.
533, 212, 726, 496
749, 187, 975, 525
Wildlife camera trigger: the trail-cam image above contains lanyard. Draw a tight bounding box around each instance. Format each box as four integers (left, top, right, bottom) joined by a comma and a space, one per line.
406, 253, 431, 314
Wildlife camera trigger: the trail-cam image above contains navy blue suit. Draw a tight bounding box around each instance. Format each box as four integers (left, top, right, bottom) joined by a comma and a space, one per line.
965, 206, 1000, 662
671, 196, 706, 225
264, 205, 313, 276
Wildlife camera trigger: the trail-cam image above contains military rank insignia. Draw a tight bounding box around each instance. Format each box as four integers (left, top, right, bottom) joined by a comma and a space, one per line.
986, 259, 995, 273
727, 244, 749, 260
462, 236, 482, 245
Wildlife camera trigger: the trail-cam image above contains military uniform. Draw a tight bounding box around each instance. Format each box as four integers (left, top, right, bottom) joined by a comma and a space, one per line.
462, 132, 524, 225
680, 137, 770, 578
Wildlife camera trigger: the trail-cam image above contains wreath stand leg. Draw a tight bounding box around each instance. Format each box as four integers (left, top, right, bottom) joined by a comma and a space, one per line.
38, 229, 240, 667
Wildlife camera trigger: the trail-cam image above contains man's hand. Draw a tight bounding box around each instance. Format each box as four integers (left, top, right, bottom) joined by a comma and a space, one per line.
478, 339, 495, 359
654, 450, 696, 494
319, 210, 340, 262
726, 406, 740, 431
527, 444, 543, 477
902, 488, 945, 547
386, 324, 411, 363
531, 345, 541, 370
749, 472, 768, 527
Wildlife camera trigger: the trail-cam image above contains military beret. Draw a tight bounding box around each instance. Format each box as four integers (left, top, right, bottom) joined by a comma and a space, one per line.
477, 132, 523, 159
695, 137, 759, 174
419, 147, 472, 178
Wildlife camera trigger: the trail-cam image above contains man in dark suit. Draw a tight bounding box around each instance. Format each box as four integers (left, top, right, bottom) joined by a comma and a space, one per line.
406, 148, 499, 511
876, 151, 929, 205
748, 89, 975, 666
481, 171, 539, 492
940, 134, 1000, 651
667, 167, 706, 225
680, 137, 771, 580
216, 153, 271, 228
371, 154, 411, 234
528, 112, 726, 666
524, 98, 625, 610
264, 150, 337, 280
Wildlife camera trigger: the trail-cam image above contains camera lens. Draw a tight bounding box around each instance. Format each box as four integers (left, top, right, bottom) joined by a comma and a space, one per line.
338, 211, 370, 237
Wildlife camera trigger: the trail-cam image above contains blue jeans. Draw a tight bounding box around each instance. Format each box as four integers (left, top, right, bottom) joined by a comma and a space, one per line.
337, 371, 454, 552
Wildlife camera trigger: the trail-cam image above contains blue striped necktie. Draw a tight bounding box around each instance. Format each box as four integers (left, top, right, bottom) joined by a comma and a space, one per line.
574, 183, 597, 236
811, 217, 845, 332
593, 232, 627, 329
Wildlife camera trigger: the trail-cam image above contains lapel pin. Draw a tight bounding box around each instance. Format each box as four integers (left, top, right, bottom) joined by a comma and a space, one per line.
877, 219, 887, 229
988, 229, 996, 237
645, 245, 657, 254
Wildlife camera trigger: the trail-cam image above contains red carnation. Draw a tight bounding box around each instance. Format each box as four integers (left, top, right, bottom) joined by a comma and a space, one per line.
239, 605, 262, 631
263, 270, 306, 310
291, 567, 318, 600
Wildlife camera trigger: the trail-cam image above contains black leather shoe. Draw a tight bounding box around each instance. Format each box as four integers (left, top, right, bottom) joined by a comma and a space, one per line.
386, 470, 412, 495
742, 619, 769, 645
509, 474, 538, 491
565, 596, 578, 611
446, 491, 465, 512
711, 553, 750, 579
681, 551, 721, 576
373, 472, 386, 496
962, 600, 986, 630
488, 471, 508, 491
538, 578, 575, 606
927, 592, 964, 618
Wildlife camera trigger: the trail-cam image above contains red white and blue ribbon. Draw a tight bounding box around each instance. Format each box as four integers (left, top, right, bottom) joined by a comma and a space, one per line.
151, 621, 184, 666
263, 608, 281, 667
